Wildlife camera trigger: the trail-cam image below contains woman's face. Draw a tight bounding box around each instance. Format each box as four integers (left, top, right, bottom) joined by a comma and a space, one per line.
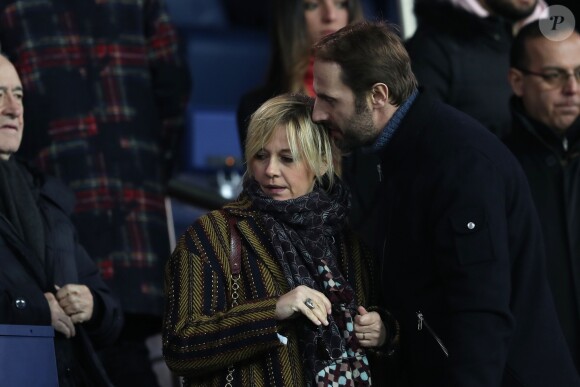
304, 0, 349, 45
250, 125, 316, 201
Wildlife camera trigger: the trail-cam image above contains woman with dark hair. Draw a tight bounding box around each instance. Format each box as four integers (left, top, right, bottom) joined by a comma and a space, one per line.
236, 0, 363, 148
164, 93, 397, 386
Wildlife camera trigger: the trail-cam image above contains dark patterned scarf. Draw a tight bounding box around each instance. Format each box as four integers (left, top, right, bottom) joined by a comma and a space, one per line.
246, 178, 371, 385
0, 159, 45, 262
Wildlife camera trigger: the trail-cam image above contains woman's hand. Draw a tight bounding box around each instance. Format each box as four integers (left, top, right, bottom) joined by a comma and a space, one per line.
275, 285, 331, 326
354, 306, 386, 347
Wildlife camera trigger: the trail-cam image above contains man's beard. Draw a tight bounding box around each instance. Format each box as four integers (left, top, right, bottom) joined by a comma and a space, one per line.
335, 103, 376, 154
485, 0, 537, 22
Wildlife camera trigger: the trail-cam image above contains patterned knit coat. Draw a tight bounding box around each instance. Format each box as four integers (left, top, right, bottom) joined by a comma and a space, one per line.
0, 0, 191, 316
163, 198, 379, 386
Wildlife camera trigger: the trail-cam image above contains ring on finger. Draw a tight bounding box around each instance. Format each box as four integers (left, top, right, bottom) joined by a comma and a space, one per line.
304, 298, 315, 310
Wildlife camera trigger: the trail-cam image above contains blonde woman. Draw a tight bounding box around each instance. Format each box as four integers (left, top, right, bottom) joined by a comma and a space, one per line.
164, 94, 396, 386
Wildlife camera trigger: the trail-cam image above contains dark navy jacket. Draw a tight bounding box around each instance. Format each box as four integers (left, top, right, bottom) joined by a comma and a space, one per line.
406, 1, 514, 138
372, 92, 579, 386
0, 161, 123, 387
505, 101, 580, 373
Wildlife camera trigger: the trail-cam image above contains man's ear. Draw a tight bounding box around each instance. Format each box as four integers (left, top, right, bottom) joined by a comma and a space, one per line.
370, 83, 389, 107
508, 68, 524, 97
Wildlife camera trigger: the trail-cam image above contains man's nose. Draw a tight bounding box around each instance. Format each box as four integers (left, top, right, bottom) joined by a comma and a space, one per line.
562, 73, 579, 94
3, 94, 22, 117
312, 100, 327, 123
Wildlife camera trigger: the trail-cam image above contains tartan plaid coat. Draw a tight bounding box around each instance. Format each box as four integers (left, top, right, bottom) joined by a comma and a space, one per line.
163, 198, 381, 386
0, 0, 191, 316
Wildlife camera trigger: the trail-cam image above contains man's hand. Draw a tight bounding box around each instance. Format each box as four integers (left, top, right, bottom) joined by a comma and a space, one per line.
355, 306, 387, 348
55, 284, 94, 324
44, 292, 76, 338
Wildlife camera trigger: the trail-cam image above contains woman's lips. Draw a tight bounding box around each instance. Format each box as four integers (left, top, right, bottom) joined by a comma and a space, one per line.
263, 185, 286, 194
321, 29, 337, 37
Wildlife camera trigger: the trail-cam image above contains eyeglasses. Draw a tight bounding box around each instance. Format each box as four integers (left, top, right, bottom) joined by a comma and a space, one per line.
518, 67, 580, 89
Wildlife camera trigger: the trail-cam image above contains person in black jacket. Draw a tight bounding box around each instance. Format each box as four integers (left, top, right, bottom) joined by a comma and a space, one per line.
504, 21, 580, 373
406, 0, 548, 138
311, 20, 580, 386
0, 54, 123, 386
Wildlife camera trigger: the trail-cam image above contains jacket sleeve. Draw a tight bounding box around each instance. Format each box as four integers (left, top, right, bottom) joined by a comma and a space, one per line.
430, 146, 518, 386
75, 241, 124, 349
39, 174, 124, 348
162, 218, 285, 378
341, 232, 399, 356
143, 0, 191, 181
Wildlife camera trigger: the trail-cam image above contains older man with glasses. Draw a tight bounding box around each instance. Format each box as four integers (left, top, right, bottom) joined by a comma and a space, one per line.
505, 20, 580, 374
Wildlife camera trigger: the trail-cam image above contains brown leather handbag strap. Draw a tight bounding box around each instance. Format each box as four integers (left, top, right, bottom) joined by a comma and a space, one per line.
228, 217, 241, 275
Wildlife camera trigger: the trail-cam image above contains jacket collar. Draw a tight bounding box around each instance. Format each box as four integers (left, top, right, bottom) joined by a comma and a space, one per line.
510, 97, 580, 155
377, 89, 434, 164
371, 89, 418, 152
414, 0, 547, 37
449, 0, 548, 25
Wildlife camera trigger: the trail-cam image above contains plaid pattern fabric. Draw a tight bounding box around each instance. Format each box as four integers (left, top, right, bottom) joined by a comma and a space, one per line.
0, 0, 190, 315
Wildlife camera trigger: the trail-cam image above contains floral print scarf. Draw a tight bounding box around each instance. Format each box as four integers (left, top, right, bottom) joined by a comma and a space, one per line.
246, 178, 372, 386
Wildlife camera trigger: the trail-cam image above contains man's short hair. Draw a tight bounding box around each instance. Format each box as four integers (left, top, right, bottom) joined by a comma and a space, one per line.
313, 20, 417, 107
510, 20, 547, 70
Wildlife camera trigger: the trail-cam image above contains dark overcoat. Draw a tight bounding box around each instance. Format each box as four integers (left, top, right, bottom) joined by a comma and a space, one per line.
162, 198, 385, 386
406, 1, 515, 138
0, 161, 123, 386
504, 104, 580, 373
371, 91, 579, 386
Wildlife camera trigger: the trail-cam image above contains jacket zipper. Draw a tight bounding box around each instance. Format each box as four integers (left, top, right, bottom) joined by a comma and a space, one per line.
417, 311, 449, 357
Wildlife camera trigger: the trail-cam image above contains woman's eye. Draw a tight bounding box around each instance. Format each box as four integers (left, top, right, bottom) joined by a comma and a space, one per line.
281, 156, 294, 163
254, 152, 267, 160
304, 1, 318, 11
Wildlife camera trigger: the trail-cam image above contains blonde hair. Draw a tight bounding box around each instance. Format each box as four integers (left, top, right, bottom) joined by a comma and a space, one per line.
245, 93, 335, 188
